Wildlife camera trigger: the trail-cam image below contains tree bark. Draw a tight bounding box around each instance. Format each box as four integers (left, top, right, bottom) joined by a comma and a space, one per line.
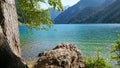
0, 29, 28, 68
0, 0, 28, 68
0, 0, 20, 57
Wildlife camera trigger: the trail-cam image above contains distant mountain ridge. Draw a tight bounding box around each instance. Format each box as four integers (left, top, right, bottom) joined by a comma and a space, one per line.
54, 0, 116, 24
68, 0, 116, 24
76, 0, 120, 23
101, 0, 116, 7
68, 7, 99, 24
54, 0, 107, 24
49, 6, 69, 21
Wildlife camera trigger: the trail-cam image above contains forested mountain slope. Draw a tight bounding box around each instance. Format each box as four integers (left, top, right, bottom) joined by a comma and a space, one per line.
54, 0, 106, 24
79, 0, 120, 23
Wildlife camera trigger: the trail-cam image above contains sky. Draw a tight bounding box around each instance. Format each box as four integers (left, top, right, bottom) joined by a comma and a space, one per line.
40, 0, 80, 9
61, 0, 80, 6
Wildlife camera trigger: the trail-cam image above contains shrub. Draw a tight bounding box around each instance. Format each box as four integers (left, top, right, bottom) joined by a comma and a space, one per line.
111, 35, 120, 66
84, 52, 112, 68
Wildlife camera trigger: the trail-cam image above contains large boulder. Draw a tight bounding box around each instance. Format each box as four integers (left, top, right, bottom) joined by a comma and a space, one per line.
34, 43, 85, 68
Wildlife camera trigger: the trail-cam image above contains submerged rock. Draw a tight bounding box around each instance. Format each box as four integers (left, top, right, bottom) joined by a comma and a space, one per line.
34, 42, 85, 68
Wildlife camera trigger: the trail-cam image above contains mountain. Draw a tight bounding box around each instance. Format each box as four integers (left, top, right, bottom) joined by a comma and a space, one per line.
101, 0, 116, 7
49, 8, 61, 21
68, 0, 116, 24
49, 6, 69, 21
54, 0, 107, 24
68, 7, 99, 24
78, 0, 120, 23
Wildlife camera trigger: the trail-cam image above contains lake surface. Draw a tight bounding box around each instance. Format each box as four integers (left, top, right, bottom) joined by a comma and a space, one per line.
19, 24, 120, 61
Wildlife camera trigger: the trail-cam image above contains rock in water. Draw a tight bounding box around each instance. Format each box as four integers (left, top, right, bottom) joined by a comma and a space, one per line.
34, 43, 85, 68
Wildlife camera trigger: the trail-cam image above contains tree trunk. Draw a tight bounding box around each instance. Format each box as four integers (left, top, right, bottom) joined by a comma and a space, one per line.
0, 0, 28, 68
0, 0, 20, 57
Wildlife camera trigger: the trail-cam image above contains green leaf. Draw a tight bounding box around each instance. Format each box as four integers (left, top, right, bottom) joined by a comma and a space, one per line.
15, 0, 63, 30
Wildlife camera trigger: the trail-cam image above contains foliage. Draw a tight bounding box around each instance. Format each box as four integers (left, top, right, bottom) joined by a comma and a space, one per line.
84, 52, 112, 68
15, 0, 63, 30
111, 35, 120, 66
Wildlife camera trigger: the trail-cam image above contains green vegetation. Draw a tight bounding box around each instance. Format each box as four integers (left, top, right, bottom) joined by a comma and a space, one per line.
84, 52, 112, 68
15, 0, 63, 29
84, 34, 120, 68
81, 35, 120, 68
111, 35, 120, 66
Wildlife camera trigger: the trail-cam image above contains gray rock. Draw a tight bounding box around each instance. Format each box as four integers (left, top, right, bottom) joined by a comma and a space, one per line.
34, 42, 85, 68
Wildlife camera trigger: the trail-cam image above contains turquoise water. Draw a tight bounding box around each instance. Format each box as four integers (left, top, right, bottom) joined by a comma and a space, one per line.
20, 24, 120, 61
